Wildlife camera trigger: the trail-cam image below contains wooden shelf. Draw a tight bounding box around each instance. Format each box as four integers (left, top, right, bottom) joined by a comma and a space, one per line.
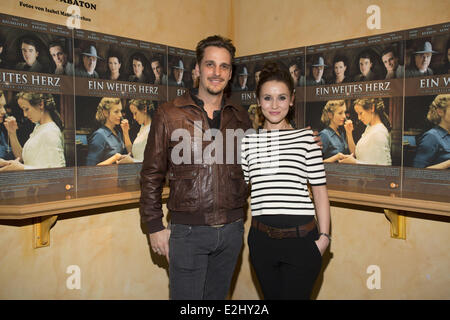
0, 186, 448, 220
327, 189, 450, 217
0, 187, 169, 220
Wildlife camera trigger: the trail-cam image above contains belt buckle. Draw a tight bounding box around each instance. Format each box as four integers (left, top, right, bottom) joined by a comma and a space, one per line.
267, 226, 283, 239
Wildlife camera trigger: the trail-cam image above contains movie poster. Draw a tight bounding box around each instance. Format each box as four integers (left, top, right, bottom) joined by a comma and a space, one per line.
167, 46, 197, 100
73, 28, 167, 193
0, 11, 448, 203
402, 22, 450, 197
230, 47, 305, 130
304, 30, 405, 192
0, 13, 75, 200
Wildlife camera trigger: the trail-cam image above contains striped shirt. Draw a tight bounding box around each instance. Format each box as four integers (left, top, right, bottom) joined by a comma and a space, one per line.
241, 128, 326, 216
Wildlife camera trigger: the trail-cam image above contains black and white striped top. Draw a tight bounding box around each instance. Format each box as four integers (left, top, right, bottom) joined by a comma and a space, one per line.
241, 128, 326, 216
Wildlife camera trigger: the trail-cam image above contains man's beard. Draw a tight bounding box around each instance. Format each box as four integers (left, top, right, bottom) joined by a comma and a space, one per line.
206, 79, 226, 95
206, 87, 223, 95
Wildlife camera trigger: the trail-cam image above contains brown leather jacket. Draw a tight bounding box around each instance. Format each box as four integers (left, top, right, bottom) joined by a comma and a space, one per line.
140, 92, 253, 233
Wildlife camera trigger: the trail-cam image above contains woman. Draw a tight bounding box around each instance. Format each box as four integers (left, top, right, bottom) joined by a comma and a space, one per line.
105, 51, 126, 81
241, 62, 331, 300
319, 100, 353, 162
118, 99, 154, 163
86, 97, 130, 166
339, 98, 392, 165
0, 91, 14, 161
0, 92, 65, 171
330, 55, 349, 84
412, 94, 450, 169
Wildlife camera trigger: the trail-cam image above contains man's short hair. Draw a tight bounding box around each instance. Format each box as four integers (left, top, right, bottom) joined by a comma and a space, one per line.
48, 40, 66, 53
131, 52, 147, 64
358, 50, 373, 62
381, 47, 397, 58
150, 55, 163, 65
20, 37, 39, 51
196, 35, 236, 64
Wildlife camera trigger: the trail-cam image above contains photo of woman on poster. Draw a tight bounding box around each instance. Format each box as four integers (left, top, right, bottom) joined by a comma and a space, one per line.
339, 98, 392, 165
118, 99, 154, 163
412, 94, 450, 169
319, 100, 353, 162
104, 50, 127, 81
86, 97, 130, 166
329, 55, 350, 84
0, 92, 65, 171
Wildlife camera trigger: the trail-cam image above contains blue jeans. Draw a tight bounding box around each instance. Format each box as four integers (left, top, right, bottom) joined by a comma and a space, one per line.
169, 219, 244, 300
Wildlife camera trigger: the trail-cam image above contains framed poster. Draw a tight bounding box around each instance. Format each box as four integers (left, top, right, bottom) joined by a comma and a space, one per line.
0, 13, 75, 201
72, 28, 167, 194
402, 22, 450, 197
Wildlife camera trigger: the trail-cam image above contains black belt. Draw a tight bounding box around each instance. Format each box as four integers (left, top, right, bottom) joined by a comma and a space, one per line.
251, 218, 316, 239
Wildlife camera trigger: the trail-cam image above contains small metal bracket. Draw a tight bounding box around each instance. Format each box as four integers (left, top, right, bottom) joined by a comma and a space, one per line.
383, 209, 406, 240
33, 215, 58, 248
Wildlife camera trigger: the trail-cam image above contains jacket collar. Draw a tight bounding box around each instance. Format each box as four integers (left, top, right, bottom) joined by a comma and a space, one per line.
173, 89, 245, 122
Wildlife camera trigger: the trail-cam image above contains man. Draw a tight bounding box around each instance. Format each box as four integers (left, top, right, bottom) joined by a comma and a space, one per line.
49, 41, 74, 76
289, 61, 305, 87
190, 67, 200, 89
168, 59, 185, 87
381, 47, 404, 79
75, 45, 101, 78
306, 56, 327, 86
151, 57, 168, 85
354, 51, 377, 82
128, 53, 148, 83
232, 65, 249, 91
405, 41, 437, 78
253, 67, 262, 87
140, 35, 252, 300
16, 38, 45, 72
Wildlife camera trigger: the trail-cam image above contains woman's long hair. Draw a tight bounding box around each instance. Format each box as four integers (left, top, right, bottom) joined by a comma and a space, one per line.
16, 92, 63, 130
353, 98, 391, 132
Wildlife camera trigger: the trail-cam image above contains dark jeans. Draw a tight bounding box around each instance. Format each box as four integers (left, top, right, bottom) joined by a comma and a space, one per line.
169, 219, 244, 300
248, 224, 322, 300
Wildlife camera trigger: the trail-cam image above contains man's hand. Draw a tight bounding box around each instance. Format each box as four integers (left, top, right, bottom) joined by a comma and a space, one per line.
149, 228, 171, 261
